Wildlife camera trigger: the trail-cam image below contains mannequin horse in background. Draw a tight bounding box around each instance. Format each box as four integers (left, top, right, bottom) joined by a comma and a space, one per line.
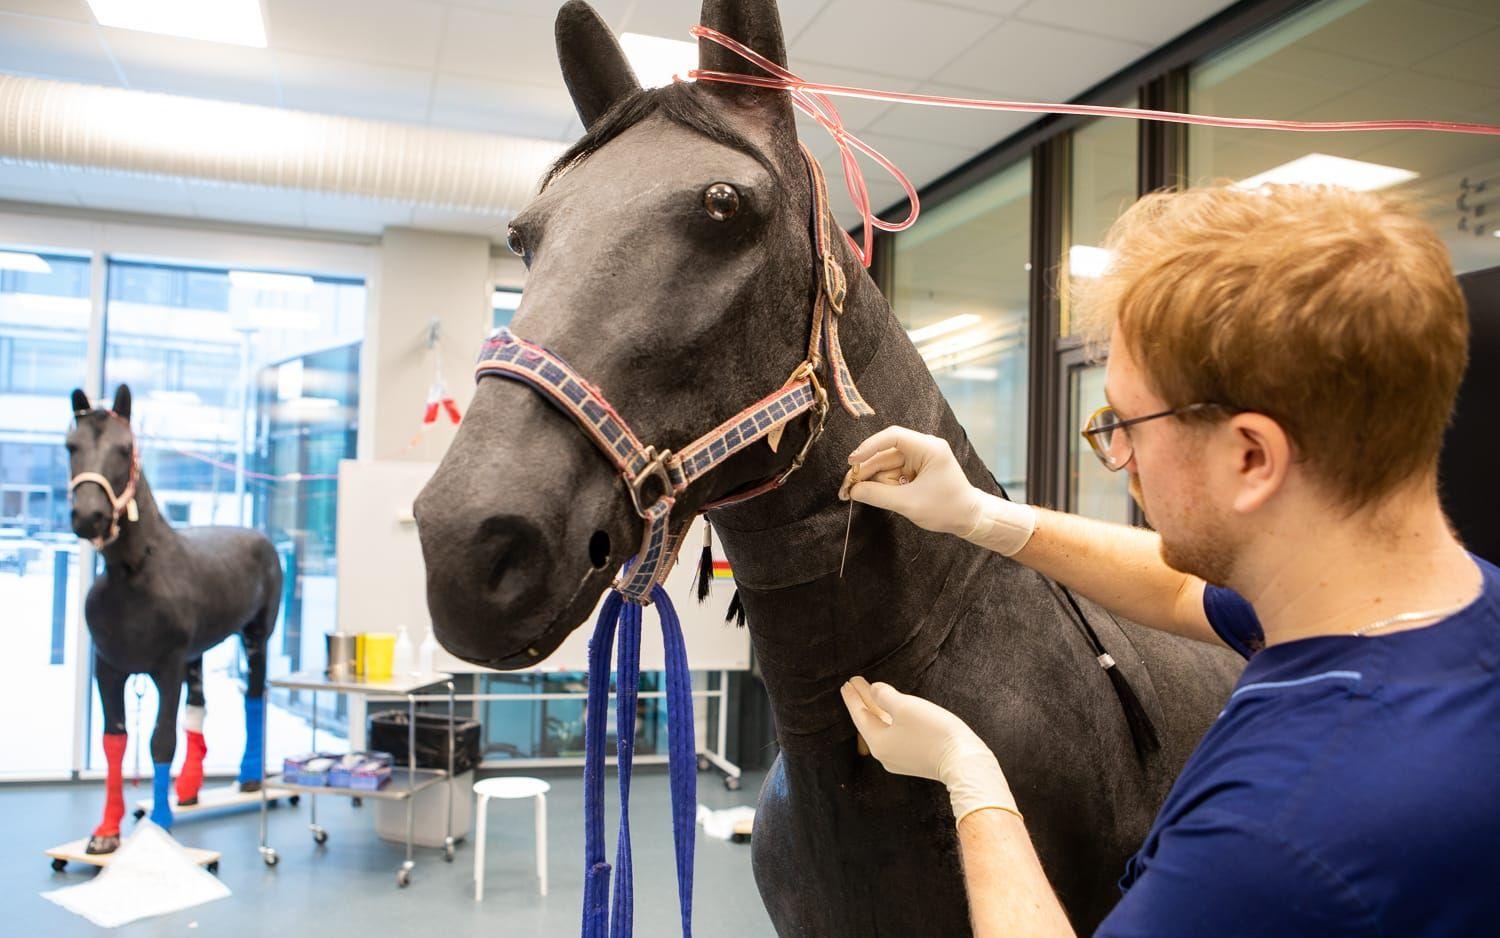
68, 385, 283, 853
413, 1, 1243, 933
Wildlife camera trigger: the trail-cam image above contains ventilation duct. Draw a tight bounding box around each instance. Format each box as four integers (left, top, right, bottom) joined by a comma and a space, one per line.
0, 74, 568, 215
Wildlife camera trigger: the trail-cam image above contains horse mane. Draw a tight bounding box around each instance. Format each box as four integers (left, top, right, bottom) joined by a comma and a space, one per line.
541, 81, 782, 191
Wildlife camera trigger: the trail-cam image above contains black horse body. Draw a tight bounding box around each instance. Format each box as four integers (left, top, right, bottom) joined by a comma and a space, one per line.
69, 386, 281, 849
414, 1, 1241, 933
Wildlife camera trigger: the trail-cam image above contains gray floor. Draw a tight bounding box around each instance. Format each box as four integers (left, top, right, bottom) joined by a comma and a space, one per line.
6, 767, 775, 937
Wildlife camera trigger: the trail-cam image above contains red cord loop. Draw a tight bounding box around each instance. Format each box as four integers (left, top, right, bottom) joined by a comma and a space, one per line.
685, 24, 1500, 269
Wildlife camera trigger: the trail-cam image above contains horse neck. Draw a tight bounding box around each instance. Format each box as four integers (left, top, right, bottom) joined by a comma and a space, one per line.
100, 472, 173, 573
709, 267, 1009, 753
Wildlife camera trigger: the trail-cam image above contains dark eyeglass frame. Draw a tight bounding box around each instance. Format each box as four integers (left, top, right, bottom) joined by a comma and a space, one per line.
1080, 402, 1228, 471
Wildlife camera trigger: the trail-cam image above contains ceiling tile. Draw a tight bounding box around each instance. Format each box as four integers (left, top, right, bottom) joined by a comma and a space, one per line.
277, 52, 434, 124
304, 192, 416, 224
0, 12, 119, 84
102, 28, 280, 105
934, 19, 1146, 100
444, 0, 633, 25
437, 7, 559, 84
791, 0, 1003, 81
0, 0, 91, 20
788, 60, 921, 133
1300, 0, 1496, 70
429, 73, 576, 138
862, 81, 1032, 151
854, 130, 979, 190
0, 188, 80, 209
266, 0, 446, 70
66, 172, 196, 214
1409, 24, 1500, 89
1015, 0, 1236, 46
623, 0, 830, 46
0, 160, 83, 194
183, 181, 306, 226
409, 205, 512, 238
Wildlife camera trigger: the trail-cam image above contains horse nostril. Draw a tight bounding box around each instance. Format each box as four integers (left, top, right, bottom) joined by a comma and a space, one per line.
588, 530, 610, 569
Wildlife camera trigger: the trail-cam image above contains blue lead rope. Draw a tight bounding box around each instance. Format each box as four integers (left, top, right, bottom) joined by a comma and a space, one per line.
583, 584, 697, 938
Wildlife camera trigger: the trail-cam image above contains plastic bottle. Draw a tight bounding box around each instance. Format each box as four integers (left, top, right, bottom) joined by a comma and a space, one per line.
392, 625, 415, 677
418, 628, 438, 675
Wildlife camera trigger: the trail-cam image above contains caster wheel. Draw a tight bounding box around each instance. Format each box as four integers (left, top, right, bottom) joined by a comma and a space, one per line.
396, 868, 411, 888
444, 838, 455, 862
207, 861, 219, 875
312, 828, 328, 845
289, 795, 301, 807
724, 775, 741, 791
262, 849, 279, 867
351, 797, 363, 808
132, 808, 146, 821
697, 755, 710, 772
51, 858, 67, 872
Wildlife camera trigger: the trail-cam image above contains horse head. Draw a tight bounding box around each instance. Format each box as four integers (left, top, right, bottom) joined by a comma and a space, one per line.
414, 0, 837, 668
66, 384, 140, 547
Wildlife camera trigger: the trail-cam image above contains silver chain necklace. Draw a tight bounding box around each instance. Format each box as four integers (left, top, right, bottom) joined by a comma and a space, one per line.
1351, 601, 1470, 637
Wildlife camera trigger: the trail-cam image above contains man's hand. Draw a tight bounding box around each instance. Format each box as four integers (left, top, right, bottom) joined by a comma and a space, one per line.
843, 427, 984, 536
843, 427, 1036, 557
840, 676, 1020, 826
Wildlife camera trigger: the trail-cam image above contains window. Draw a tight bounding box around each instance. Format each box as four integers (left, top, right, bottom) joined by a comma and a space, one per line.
493, 287, 522, 331
891, 159, 1032, 499
90, 260, 365, 775
1063, 101, 1139, 336
1189, 0, 1500, 275
0, 250, 91, 776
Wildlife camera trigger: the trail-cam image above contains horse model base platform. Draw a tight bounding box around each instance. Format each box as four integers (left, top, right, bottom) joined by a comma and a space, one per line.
45, 838, 220, 875
133, 782, 298, 821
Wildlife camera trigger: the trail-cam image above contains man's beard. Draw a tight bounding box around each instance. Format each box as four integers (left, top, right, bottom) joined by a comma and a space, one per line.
1132, 472, 1238, 587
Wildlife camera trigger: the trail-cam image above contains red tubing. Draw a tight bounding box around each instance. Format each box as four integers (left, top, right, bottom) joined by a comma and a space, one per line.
685, 24, 1500, 268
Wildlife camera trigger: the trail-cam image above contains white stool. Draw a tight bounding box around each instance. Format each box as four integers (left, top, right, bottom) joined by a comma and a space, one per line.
473, 776, 550, 900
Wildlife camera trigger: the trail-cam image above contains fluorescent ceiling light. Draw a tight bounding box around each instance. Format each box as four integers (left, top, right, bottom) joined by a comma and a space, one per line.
908, 313, 980, 345
0, 251, 52, 273
87, 0, 267, 47
620, 33, 697, 89
229, 270, 315, 293
1233, 153, 1417, 192
1069, 245, 1113, 279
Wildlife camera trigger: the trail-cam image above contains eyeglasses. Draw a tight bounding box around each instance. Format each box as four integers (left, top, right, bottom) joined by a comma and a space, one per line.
1080, 402, 1226, 472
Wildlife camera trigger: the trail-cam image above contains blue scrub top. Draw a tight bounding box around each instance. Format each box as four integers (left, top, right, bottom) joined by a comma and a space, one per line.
1096, 554, 1500, 937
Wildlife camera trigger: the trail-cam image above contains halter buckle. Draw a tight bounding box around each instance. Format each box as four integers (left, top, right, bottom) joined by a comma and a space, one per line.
628, 447, 674, 518
777, 371, 829, 486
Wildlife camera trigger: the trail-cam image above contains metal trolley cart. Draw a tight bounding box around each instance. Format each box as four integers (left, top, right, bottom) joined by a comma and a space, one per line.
258, 671, 456, 887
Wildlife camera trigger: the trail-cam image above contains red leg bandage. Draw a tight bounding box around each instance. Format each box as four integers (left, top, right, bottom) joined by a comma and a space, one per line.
176, 730, 207, 804
94, 733, 127, 838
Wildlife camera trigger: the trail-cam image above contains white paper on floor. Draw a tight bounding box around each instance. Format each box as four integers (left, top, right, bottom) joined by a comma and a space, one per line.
42, 821, 230, 928
696, 804, 755, 841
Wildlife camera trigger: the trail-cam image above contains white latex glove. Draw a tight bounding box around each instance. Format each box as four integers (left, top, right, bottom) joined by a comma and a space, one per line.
841, 426, 1037, 557
840, 676, 1021, 827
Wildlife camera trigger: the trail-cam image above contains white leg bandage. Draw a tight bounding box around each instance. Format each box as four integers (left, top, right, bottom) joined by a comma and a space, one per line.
184, 704, 206, 734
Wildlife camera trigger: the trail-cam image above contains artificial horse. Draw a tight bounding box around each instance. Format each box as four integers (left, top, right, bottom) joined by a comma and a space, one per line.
67, 385, 283, 853
414, 1, 1243, 933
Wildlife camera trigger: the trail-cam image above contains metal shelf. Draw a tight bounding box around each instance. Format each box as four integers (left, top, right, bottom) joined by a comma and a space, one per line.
277, 768, 449, 801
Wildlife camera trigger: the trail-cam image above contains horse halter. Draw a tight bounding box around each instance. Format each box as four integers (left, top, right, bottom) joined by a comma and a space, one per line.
474, 141, 872, 607
69, 410, 141, 550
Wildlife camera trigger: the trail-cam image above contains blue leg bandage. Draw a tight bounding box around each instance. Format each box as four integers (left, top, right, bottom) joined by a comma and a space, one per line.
240, 696, 265, 784
150, 762, 174, 829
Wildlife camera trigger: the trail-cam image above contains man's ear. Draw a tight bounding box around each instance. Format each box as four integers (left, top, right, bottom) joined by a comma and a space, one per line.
697, 0, 795, 139
71, 388, 91, 415
1226, 413, 1291, 514
555, 0, 641, 130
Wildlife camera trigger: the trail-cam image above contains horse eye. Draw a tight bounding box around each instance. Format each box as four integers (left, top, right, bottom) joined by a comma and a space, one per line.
505, 227, 526, 257
704, 183, 740, 221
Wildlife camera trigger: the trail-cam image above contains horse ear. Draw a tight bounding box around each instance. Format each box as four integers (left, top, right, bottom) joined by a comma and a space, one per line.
112, 384, 132, 422
555, 0, 641, 130
71, 388, 91, 415
697, 0, 795, 133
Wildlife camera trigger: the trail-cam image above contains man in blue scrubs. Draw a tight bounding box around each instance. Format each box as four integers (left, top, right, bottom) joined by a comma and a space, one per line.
840, 183, 1496, 936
